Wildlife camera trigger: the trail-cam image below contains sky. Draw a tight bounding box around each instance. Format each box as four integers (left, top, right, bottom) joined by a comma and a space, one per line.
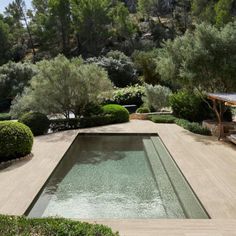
0, 0, 32, 13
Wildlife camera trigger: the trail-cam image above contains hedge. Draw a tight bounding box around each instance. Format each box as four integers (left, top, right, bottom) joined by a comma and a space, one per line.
19, 112, 50, 136
0, 215, 119, 236
0, 121, 33, 162
80, 115, 114, 128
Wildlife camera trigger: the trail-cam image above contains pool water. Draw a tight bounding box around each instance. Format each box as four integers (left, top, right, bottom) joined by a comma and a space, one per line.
27, 135, 208, 219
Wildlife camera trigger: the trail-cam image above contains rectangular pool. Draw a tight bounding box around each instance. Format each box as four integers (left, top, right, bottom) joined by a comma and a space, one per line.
27, 134, 209, 219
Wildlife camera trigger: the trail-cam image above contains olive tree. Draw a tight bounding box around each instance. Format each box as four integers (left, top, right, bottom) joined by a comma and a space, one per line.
143, 84, 172, 111
10, 55, 113, 118
157, 22, 236, 138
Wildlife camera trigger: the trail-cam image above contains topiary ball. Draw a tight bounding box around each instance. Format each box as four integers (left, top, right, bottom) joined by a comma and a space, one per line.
103, 104, 129, 123
19, 112, 50, 136
0, 121, 33, 162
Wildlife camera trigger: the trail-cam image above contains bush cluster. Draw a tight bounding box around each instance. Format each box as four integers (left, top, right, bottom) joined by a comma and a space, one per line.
170, 91, 233, 122
87, 56, 138, 88
0, 215, 119, 236
0, 121, 33, 162
169, 91, 209, 122
103, 104, 129, 123
19, 112, 50, 136
150, 114, 176, 123
175, 119, 211, 136
105, 85, 145, 107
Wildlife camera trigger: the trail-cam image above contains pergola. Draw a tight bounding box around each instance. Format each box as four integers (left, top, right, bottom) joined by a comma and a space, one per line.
207, 93, 236, 140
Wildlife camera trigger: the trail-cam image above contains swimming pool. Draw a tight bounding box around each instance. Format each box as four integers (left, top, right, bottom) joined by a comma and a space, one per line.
27, 134, 209, 219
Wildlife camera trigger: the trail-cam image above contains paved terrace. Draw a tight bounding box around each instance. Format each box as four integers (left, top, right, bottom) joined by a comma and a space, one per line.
0, 120, 236, 235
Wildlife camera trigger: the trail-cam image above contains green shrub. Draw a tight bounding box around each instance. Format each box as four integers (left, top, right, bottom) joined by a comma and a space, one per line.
0, 215, 119, 236
104, 85, 145, 107
80, 115, 114, 128
136, 107, 150, 113
150, 114, 176, 123
169, 91, 212, 122
0, 121, 33, 162
103, 104, 129, 123
170, 91, 232, 122
19, 112, 50, 136
175, 119, 211, 136
50, 118, 80, 132
0, 113, 11, 121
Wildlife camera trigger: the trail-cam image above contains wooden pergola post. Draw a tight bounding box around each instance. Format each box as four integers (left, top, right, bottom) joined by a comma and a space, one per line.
212, 99, 224, 140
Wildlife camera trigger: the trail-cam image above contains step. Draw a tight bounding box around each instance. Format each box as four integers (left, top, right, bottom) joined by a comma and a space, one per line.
151, 136, 209, 219
143, 138, 185, 218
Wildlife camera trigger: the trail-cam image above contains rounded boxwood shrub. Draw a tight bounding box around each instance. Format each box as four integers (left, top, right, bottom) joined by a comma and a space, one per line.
0, 215, 119, 236
0, 121, 33, 162
103, 104, 129, 123
19, 112, 50, 136
136, 107, 150, 113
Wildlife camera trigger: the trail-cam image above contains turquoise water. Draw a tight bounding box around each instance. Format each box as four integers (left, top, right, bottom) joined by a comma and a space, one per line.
28, 135, 208, 219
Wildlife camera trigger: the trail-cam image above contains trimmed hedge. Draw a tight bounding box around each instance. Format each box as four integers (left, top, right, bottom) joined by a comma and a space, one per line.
150, 114, 176, 123
136, 107, 150, 113
19, 112, 50, 136
0, 215, 119, 236
0, 121, 33, 162
103, 104, 129, 123
80, 115, 114, 128
175, 119, 211, 136
0, 113, 11, 121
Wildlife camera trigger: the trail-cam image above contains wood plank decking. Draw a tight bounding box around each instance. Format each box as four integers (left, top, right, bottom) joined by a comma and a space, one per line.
0, 120, 236, 235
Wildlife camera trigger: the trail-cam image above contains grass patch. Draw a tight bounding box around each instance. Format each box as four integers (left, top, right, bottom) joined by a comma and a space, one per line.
0, 113, 11, 121
0, 215, 119, 236
149, 114, 176, 123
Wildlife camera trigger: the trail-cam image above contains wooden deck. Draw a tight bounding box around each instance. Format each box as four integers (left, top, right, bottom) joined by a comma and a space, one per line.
0, 130, 79, 215
155, 123, 236, 219
85, 219, 236, 236
0, 120, 236, 235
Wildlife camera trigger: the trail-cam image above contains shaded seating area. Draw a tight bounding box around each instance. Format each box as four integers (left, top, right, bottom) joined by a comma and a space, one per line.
207, 93, 236, 142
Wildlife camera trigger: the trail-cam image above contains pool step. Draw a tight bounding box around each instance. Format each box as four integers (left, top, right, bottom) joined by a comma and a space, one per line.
150, 136, 209, 219
143, 139, 186, 218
